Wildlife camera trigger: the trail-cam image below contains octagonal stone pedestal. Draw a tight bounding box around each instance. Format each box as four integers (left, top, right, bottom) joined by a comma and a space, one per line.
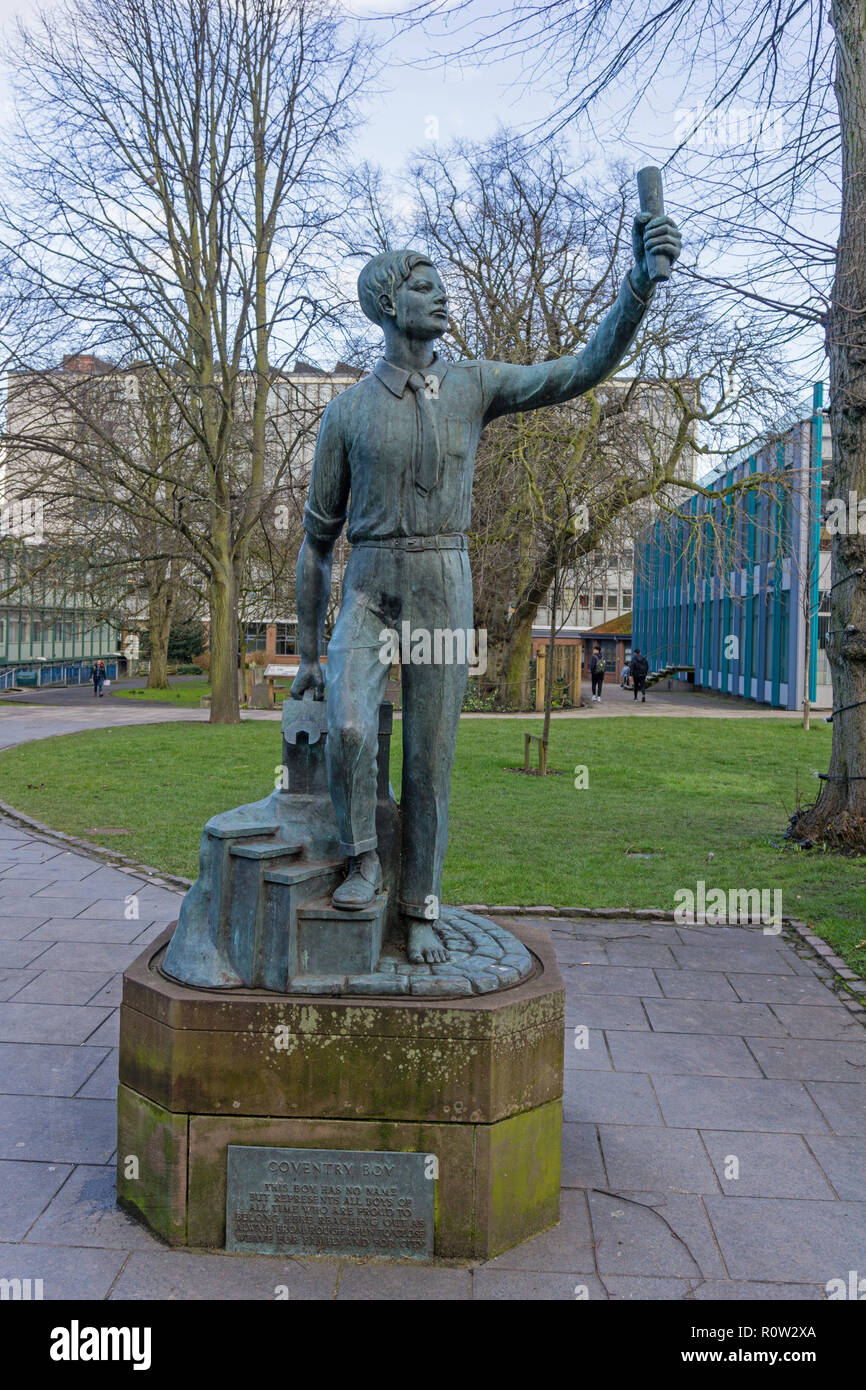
117, 922, 564, 1261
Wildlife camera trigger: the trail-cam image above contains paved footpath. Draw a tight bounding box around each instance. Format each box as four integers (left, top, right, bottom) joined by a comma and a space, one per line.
0, 811, 863, 1300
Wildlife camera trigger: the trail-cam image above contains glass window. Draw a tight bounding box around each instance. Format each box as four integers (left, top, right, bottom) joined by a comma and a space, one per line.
274, 622, 297, 656
778, 590, 789, 674
763, 600, 774, 672
593, 593, 603, 609
607, 592, 617, 608
622, 591, 632, 608
245, 623, 268, 651
578, 594, 589, 609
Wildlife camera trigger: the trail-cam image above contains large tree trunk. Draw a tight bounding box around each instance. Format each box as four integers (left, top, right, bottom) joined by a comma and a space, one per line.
499, 617, 534, 707
146, 572, 175, 690
144, 554, 177, 690
208, 564, 240, 725
794, 0, 866, 848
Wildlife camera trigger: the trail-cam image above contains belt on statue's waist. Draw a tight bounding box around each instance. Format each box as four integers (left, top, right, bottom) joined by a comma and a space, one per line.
352, 533, 467, 552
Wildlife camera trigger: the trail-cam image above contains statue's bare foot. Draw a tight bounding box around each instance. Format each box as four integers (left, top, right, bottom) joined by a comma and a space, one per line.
407, 921, 449, 964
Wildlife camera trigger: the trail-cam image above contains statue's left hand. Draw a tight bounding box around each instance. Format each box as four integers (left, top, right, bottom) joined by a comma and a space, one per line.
631, 213, 682, 298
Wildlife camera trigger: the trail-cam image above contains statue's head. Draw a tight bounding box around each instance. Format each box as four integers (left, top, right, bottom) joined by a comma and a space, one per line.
357, 250, 448, 342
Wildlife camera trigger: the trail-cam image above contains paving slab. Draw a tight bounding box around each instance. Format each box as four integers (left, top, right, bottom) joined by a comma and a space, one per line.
563, 995, 650, 1030
653, 1075, 831, 1134
25, 919, 155, 944
560, 1123, 607, 1189
0, 1242, 128, 1299
0, 968, 40, 1000
0, 1095, 116, 1163
692, 1279, 827, 1300
606, 1030, 761, 1078
564, 1070, 662, 1125
603, 941, 679, 968
805, 1082, 866, 1136
562, 965, 662, 997
0, 939, 55, 969
0, 1001, 111, 1044
83, 1011, 120, 1047
72, 894, 182, 919
699, 1131, 836, 1199
598, 1125, 719, 1195
587, 1190, 724, 1280
336, 1264, 471, 1300
654, 969, 739, 1001
0, 1160, 74, 1240
473, 1270, 609, 1299
671, 943, 797, 973
644, 998, 787, 1037
806, 1136, 866, 1200
12, 971, 113, 1005
704, 1195, 866, 1284
563, 1028, 612, 1070
23, 941, 151, 973
746, 1037, 866, 1082
0, 917, 53, 939
771, 1004, 866, 1040
108, 1249, 340, 1300
0, 1041, 108, 1096
76, 1051, 118, 1100
604, 1276, 693, 1299
729, 974, 838, 1005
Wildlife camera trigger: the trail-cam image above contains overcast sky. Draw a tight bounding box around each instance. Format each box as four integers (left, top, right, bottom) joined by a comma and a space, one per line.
0, 0, 830, 389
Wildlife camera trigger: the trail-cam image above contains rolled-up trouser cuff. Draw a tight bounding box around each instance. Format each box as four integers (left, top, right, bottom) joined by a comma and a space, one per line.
399, 898, 439, 921
338, 835, 378, 857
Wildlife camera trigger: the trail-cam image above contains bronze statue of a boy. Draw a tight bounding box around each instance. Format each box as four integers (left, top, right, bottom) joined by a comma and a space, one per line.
291, 208, 681, 963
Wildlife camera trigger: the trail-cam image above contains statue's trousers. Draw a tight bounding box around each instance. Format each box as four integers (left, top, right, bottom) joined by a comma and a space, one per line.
324, 541, 473, 920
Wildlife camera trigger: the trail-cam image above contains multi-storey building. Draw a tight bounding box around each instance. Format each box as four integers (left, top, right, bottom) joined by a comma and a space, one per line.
633, 384, 831, 710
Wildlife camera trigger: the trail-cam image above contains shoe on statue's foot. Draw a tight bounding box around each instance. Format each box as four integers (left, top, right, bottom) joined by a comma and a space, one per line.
332, 850, 382, 910
407, 919, 449, 964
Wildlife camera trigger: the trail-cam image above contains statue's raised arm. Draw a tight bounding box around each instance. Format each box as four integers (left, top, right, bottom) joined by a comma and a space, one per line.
479, 211, 682, 423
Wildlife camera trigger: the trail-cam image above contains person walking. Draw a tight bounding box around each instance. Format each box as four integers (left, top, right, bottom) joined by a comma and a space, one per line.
90, 661, 101, 698
630, 648, 649, 702
590, 646, 607, 703
97, 660, 107, 697
620, 659, 630, 688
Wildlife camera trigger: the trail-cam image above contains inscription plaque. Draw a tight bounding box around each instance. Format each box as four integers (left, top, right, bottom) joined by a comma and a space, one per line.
226, 1145, 435, 1259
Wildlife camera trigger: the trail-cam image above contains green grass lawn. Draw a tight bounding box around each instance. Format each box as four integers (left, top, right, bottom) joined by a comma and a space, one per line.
1, 716, 864, 971
113, 681, 213, 707
114, 681, 292, 707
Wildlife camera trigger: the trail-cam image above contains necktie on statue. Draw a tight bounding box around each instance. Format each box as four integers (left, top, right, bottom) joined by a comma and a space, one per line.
407, 371, 440, 495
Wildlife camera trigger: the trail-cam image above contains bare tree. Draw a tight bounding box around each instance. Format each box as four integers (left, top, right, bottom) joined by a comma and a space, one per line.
408, 2, 865, 845
1, 0, 371, 721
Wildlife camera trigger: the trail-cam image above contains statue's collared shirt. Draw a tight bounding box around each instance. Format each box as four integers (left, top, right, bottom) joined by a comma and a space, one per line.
302, 271, 652, 546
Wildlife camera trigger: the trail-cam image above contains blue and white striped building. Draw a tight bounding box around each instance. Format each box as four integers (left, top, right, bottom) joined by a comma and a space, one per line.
633, 384, 831, 710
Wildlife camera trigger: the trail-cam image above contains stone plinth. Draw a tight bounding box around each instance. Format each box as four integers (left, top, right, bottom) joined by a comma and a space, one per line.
117, 922, 564, 1260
